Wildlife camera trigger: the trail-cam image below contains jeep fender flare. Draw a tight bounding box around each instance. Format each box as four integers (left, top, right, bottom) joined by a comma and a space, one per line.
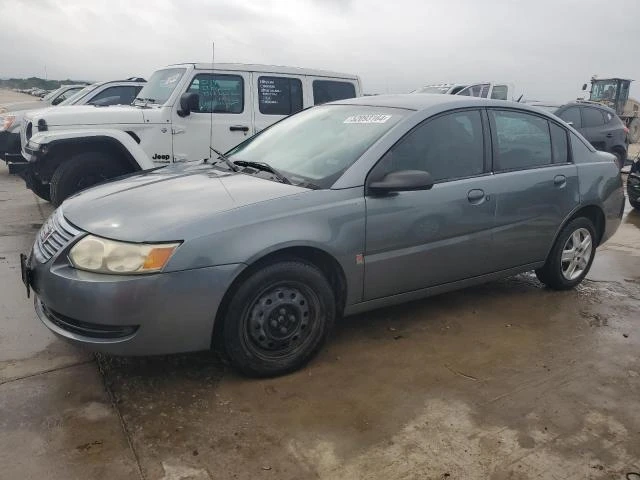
26, 128, 156, 171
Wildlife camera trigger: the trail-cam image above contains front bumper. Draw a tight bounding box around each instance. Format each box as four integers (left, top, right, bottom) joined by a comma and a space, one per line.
29, 252, 245, 355
0, 130, 20, 162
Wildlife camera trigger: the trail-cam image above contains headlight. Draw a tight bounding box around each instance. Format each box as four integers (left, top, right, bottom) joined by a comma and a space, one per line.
69, 235, 180, 274
1, 115, 15, 131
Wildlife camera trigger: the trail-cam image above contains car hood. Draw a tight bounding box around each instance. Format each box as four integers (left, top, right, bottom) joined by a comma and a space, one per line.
62, 163, 308, 242
25, 105, 145, 126
0, 100, 49, 113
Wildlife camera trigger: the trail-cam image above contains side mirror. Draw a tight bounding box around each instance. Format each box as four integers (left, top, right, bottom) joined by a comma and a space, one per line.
582, 83, 588, 91
369, 170, 434, 194
178, 92, 199, 117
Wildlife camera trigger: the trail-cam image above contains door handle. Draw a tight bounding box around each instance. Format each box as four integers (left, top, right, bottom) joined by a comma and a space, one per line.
230, 125, 249, 132
606, 133, 613, 138
467, 189, 485, 204
553, 175, 567, 187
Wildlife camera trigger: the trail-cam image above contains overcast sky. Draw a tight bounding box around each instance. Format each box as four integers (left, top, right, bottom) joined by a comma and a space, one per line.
1, 0, 639, 102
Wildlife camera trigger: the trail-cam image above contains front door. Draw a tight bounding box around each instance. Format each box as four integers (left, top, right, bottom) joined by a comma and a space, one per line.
487, 109, 580, 268
171, 70, 253, 162
364, 109, 496, 300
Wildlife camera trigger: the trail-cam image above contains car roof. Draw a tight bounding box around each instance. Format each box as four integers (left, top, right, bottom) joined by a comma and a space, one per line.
330, 93, 547, 113
562, 101, 617, 115
168, 63, 359, 80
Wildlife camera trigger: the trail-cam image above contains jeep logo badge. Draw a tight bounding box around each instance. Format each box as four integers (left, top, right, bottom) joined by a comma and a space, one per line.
152, 154, 171, 162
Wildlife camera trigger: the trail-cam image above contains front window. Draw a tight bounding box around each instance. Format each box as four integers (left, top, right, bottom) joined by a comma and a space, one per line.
227, 105, 407, 188
134, 68, 186, 106
414, 86, 452, 94
185, 74, 243, 113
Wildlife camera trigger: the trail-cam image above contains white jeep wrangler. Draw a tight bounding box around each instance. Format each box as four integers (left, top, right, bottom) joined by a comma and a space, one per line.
19, 63, 362, 206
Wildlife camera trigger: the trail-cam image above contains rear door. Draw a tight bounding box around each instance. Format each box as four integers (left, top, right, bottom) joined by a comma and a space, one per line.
488, 109, 579, 269
580, 106, 608, 151
171, 70, 253, 162
252, 73, 305, 134
364, 109, 496, 300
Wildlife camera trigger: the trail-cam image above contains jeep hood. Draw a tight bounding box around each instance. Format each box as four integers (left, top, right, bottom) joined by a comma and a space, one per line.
26, 105, 146, 126
62, 163, 308, 242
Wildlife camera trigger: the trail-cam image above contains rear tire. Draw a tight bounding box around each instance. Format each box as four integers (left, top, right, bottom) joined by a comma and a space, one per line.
535, 217, 597, 290
222, 260, 335, 377
50, 152, 128, 206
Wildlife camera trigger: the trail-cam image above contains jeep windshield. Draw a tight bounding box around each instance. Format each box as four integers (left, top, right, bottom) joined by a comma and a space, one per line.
59, 84, 99, 105
226, 105, 407, 189
133, 68, 186, 106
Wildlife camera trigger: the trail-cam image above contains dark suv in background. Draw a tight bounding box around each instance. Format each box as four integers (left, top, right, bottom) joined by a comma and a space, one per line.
554, 102, 628, 168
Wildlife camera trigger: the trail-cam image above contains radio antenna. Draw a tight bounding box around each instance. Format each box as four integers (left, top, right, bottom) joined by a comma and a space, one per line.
208, 41, 215, 163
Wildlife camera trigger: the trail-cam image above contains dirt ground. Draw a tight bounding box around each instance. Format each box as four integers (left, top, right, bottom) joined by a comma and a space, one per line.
1, 89, 639, 480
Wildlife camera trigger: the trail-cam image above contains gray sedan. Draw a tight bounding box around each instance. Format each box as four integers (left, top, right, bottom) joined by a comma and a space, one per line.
22, 94, 625, 377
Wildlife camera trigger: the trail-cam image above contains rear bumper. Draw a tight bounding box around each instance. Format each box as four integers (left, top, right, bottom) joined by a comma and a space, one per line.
29, 252, 245, 355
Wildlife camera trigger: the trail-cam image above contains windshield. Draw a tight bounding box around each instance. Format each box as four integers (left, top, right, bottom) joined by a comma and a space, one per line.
414, 86, 451, 94
134, 68, 185, 105
59, 83, 99, 105
590, 80, 618, 102
42, 87, 65, 102
227, 105, 407, 188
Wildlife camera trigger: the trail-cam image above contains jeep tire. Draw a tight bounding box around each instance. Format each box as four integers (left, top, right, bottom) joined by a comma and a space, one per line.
50, 152, 128, 206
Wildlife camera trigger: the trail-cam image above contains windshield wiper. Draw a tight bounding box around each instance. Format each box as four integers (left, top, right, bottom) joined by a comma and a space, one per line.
133, 97, 157, 107
232, 160, 291, 184
210, 147, 239, 172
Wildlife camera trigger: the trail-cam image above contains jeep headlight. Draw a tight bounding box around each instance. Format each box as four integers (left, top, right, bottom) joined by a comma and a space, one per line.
69, 235, 180, 274
0, 115, 15, 131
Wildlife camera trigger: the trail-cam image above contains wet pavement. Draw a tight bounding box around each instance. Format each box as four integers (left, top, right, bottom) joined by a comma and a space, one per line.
1, 91, 639, 479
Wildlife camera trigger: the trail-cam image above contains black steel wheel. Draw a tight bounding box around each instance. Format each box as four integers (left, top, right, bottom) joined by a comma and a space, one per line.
222, 260, 335, 377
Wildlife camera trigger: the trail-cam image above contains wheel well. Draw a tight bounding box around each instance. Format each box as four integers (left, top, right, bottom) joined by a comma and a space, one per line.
211, 246, 347, 349
570, 205, 605, 246
36, 138, 141, 183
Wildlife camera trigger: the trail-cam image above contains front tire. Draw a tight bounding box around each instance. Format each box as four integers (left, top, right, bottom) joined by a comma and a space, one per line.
222, 261, 335, 377
50, 152, 127, 206
535, 217, 597, 290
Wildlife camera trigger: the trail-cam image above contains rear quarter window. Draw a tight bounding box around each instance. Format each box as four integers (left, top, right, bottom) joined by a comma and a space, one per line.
312, 80, 356, 105
570, 133, 596, 163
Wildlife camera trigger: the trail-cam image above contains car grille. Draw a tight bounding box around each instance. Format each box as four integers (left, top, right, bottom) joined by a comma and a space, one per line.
33, 209, 83, 263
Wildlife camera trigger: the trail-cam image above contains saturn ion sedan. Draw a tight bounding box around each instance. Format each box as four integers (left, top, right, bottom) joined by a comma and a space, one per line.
21, 94, 624, 377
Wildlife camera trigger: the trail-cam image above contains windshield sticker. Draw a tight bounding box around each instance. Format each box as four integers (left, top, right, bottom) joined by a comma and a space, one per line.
344, 114, 392, 124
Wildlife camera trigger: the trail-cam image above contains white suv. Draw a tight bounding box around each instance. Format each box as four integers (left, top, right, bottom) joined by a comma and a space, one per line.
1, 78, 145, 163
19, 63, 361, 206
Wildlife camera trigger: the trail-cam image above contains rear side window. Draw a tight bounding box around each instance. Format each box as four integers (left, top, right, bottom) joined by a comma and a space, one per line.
258, 76, 303, 115
372, 110, 485, 182
313, 80, 356, 105
550, 123, 569, 164
490, 110, 552, 170
558, 107, 582, 128
186, 74, 244, 113
582, 107, 605, 127
88, 85, 141, 106
491, 85, 509, 100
